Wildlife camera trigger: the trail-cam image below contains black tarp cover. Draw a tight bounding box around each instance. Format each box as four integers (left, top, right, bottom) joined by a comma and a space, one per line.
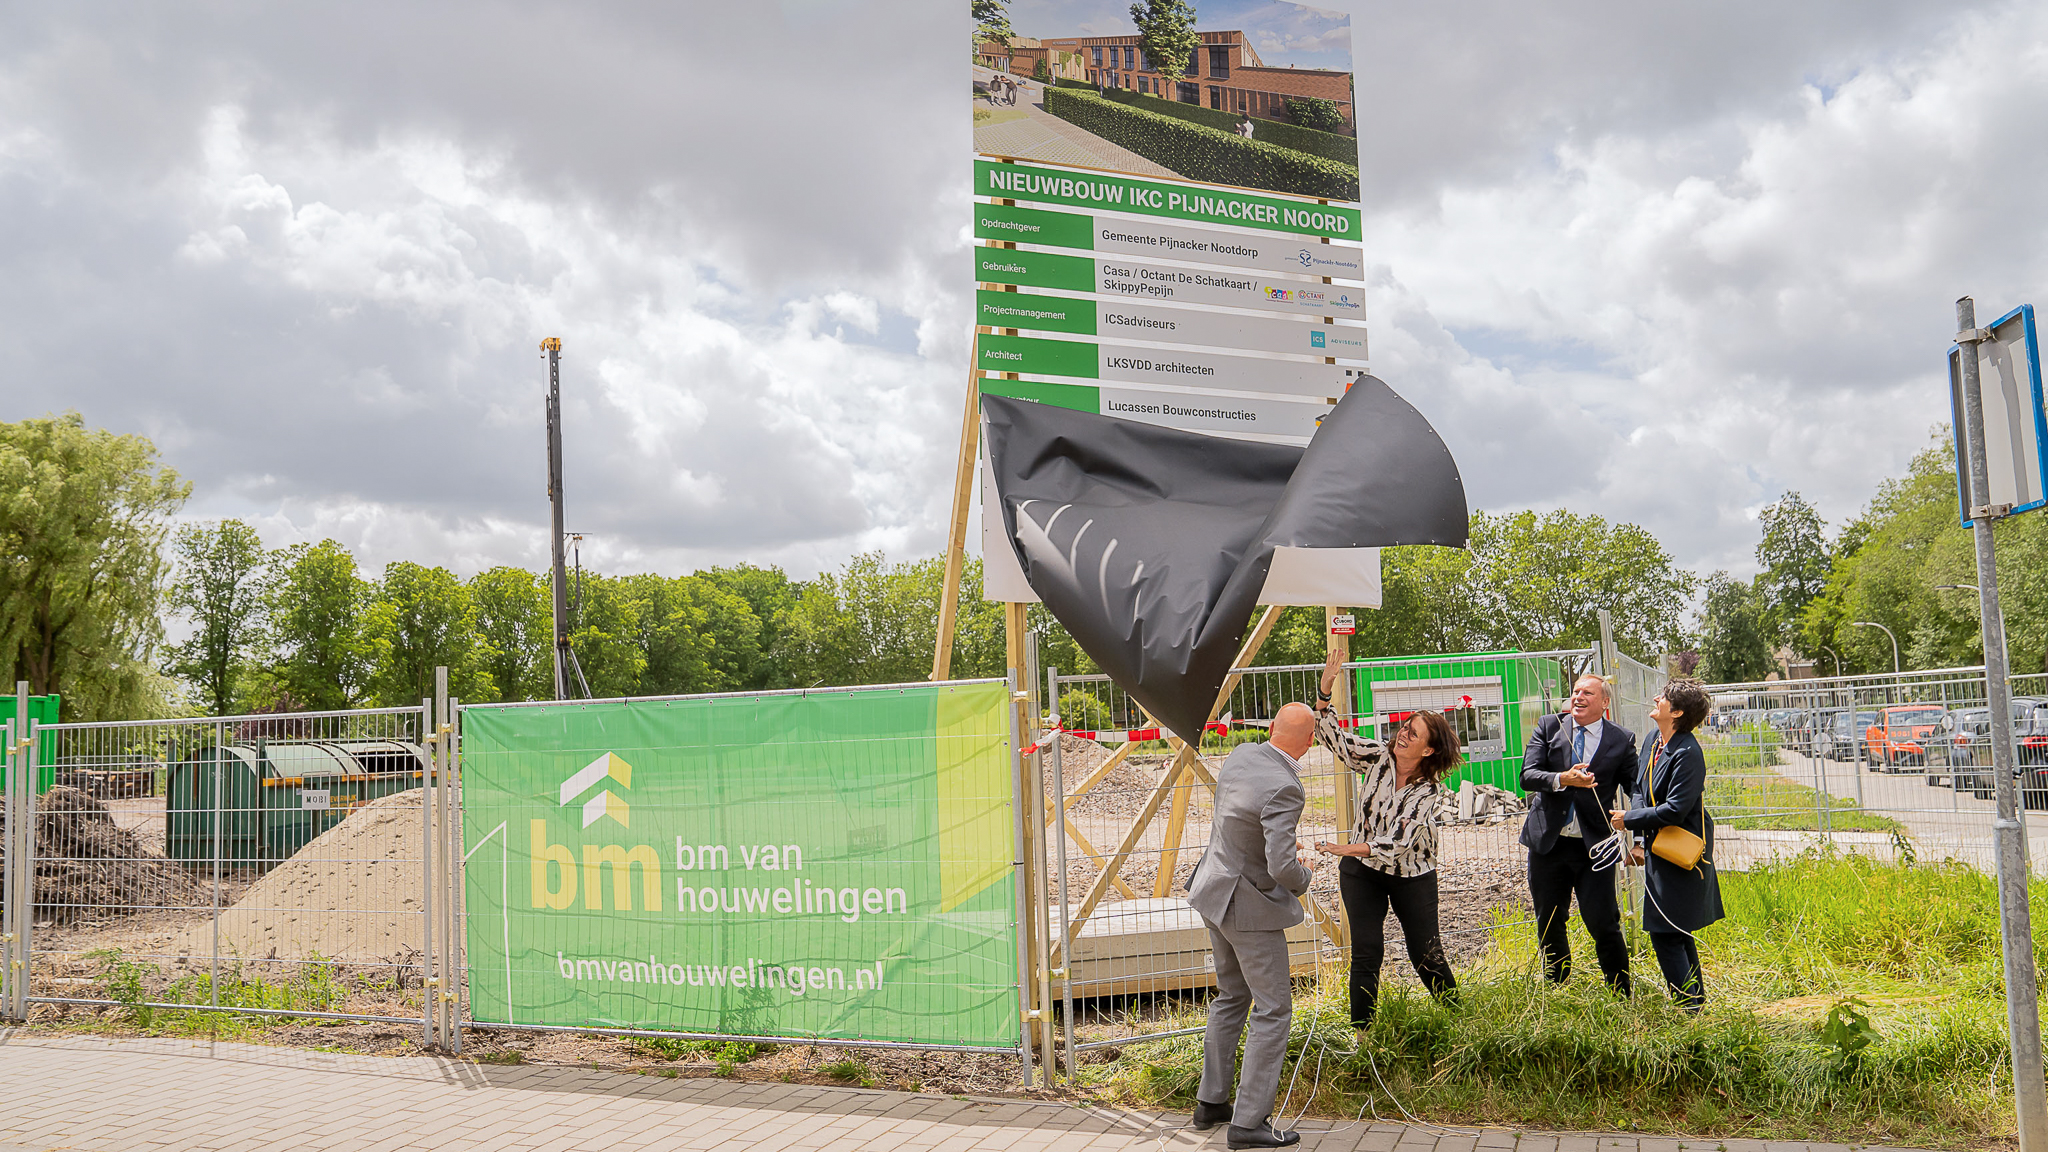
982, 376, 1468, 745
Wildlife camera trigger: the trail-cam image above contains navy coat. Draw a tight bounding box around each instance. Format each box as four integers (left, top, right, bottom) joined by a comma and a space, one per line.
1519, 712, 1639, 855
1621, 730, 1725, 934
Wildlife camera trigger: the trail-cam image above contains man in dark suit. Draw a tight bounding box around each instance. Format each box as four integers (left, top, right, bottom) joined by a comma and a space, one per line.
1519, 674, 1638, 992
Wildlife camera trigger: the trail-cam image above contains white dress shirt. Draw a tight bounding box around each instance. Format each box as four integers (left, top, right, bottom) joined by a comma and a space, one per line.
1558, 716, 1603, 838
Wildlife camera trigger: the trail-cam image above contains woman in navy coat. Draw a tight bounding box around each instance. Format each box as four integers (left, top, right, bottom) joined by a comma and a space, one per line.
1608, 678, 1723, 1010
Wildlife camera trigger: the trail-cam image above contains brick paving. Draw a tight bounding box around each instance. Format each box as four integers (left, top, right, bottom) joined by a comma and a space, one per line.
0, 1031, 1937, 1152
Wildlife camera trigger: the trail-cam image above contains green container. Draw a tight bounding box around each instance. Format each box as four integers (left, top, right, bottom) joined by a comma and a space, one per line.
165, 740, 430, 869
0, 694, 61, 792
1351, 653, 1567, 794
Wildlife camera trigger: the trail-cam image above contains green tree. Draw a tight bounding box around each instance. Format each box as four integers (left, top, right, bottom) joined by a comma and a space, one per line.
362, 561, 491, 706
270, 541, 372, 708
1755, 490, 1830, 647
698, 564, 803, 689
0, 413, 190, 719
1697, 572, 1776, 683
782, 552, 1005, 687
1464, 510, 1695, 657
562, 573, 647, 697
971, 0, 1012, 53
469, 566, 550, 702
163, 519, 271, 715
1130, 0, 1199, 83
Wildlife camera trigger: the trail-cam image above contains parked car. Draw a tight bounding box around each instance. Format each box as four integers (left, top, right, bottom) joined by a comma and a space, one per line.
1865, 704, 1951, 771
1813, 709, 1878, 762
1938, 698, 2048, 799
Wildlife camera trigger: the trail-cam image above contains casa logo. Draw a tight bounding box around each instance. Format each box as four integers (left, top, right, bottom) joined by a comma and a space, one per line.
1263, 286, 1295, 302
1309, 331, 1327, 349
1296, 248, 1314, 268
562, 751, 632, 827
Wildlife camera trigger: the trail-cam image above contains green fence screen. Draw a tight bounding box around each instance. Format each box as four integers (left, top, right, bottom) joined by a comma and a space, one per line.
460, 681, 1020, 1048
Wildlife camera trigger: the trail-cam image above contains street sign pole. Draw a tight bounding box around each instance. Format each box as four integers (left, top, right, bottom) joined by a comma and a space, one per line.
1957, 294, 2048, 1151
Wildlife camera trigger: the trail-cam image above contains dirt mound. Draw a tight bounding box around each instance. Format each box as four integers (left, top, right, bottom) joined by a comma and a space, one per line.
174, 788, 443, 965
1, 786, 196, 925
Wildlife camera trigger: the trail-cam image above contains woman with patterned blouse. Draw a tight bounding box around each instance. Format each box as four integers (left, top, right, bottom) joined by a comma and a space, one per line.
1311, 648, 1462, 1029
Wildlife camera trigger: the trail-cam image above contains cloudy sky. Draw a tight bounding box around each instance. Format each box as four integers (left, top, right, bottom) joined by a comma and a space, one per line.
2, 0, 2042, 586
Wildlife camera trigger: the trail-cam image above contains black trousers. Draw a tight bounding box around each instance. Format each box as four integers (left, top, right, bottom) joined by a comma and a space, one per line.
1528, 836, 1631, 993
1337, 857, 1457, 1026
1649, 931, 1704, 1011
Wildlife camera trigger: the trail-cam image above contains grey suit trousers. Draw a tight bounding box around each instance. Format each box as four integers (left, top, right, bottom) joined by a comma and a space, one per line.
1199, 918, 1293, 1127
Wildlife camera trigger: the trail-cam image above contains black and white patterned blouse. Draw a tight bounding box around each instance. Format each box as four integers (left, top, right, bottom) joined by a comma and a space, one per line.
1315, 708, 1444, 878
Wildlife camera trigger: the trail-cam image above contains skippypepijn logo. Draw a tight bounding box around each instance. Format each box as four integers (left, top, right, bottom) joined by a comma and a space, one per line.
561, 751, 632, 828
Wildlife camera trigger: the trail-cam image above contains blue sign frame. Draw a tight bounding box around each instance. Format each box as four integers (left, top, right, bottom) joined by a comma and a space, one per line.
1950, 303, 2048, 526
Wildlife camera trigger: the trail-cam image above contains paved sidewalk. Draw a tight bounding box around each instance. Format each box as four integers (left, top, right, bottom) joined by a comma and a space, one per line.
0, 1031, 1934, 1152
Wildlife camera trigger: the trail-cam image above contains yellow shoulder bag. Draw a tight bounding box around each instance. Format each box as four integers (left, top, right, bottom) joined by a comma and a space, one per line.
1644, 738, 1707, 871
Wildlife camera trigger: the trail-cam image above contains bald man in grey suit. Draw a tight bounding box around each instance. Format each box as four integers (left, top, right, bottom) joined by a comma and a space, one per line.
1184, 702, 1317, 1150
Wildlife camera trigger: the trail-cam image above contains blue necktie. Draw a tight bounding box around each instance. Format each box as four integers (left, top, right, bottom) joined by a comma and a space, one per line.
1573, 724, 1586, 767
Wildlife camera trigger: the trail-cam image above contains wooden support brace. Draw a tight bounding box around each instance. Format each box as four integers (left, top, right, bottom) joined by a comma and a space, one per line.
1051, 753, 1187, 966
930, 359, 982, 682
1152, 756, 1195, 898
1057, 813, 1138, 901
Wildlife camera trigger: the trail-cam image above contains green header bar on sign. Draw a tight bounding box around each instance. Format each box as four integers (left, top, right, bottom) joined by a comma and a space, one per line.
976, 290, 1096, 335
974, 203, 1094, 251
979, 377, 1098, 414
979, 334, 1099, 379
976, 160, 1360, 239
974, 247, 1092, 292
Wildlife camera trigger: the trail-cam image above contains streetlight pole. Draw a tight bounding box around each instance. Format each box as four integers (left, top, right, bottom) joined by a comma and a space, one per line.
1850, 620, 1900, 675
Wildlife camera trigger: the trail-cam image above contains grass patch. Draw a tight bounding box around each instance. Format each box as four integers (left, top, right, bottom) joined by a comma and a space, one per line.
84, 949, 345, 1038
1090, 852, 2029, 1147
818, 1057, 872, 1086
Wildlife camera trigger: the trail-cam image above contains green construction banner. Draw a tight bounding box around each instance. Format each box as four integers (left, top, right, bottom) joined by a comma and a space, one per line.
975, 160, 1361, 238
460, 681, 1021, 1049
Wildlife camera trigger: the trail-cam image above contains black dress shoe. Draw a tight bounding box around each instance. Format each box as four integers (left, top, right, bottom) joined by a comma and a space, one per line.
1226, 1121, 1300, 1149
1190, 1100, 1233, 1131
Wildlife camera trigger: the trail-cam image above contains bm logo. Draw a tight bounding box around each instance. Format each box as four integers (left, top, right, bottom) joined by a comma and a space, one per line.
531, 751, 658, 912
563, 752, 631, 827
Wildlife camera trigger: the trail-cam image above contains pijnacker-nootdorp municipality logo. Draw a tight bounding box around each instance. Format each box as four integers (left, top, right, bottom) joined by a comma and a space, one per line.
561, 752, 632, 828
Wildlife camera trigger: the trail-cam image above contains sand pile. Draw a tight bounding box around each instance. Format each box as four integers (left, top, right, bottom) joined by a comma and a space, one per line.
1, 786, 197, 925
175, 788, 447, 965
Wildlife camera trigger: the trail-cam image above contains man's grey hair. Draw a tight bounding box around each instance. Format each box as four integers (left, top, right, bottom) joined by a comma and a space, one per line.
1573, 673, 1612, 702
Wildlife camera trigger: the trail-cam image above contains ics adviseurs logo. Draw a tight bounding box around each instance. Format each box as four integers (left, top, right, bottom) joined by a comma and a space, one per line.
1310, 331, 1326, 349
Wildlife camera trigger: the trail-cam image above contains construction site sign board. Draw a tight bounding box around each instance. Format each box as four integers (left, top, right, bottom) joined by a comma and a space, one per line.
459, 682, 1021, 1049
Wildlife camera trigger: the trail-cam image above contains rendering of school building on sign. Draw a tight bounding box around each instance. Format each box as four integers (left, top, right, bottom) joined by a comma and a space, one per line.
975, 29, 1355, 134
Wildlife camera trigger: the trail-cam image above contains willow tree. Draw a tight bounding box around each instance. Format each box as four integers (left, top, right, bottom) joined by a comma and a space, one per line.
0, 413, 189, 719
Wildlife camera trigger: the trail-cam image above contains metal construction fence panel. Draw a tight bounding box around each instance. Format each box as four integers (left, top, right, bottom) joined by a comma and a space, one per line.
1694, 665, 2048, 876
1039, 653, 1595, 1064
456, 679, 1025, 1055
13, 705, 438, 1030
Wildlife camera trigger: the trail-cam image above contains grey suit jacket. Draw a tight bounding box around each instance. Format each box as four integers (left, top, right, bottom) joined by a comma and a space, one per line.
1186, 741, 1313, 931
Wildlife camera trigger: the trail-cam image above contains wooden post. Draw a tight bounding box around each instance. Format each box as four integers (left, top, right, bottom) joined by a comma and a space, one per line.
1006, 600, 1057, 1083
1326, 605, 1353, 950
931, 355, 981, 682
